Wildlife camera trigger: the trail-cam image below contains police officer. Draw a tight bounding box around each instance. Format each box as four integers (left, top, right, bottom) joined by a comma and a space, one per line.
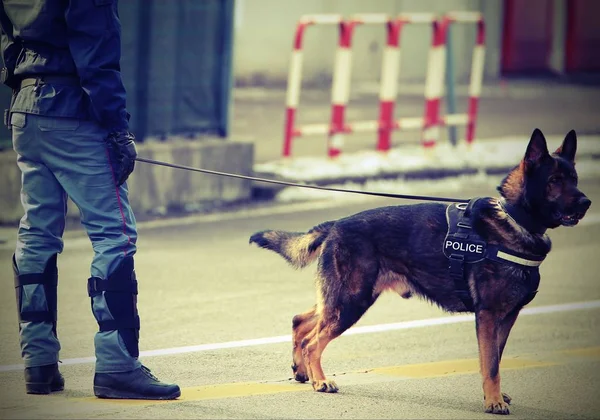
0, 0, 180, 399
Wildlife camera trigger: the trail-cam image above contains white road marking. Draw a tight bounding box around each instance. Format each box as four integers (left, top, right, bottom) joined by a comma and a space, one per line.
1, 300, 599, 373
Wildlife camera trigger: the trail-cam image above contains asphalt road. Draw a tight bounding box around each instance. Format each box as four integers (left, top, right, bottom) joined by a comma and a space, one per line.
0, 177, 599, 419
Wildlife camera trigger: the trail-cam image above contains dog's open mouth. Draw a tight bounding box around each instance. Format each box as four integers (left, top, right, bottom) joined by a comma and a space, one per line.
559, 213, 583, 226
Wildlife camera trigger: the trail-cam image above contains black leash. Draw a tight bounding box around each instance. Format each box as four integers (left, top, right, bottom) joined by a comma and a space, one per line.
135, 157, 469, 204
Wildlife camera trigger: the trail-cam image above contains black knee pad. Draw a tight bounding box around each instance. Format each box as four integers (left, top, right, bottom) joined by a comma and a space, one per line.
13, 254, 59, 336
88, 257, 140, 358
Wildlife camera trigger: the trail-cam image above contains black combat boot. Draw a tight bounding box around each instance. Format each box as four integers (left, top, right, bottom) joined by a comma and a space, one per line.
93, 365, 181, 400
24, 363, 65, 394
88, 258, 180, 400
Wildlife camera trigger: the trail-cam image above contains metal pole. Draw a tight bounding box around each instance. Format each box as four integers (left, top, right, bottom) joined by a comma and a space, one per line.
445, 24, 458, 146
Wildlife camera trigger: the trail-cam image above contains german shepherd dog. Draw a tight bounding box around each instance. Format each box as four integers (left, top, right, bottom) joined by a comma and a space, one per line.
249, 129, 591, 414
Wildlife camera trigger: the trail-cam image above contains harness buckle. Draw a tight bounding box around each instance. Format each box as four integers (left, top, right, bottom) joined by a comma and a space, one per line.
448, 254, 465, 280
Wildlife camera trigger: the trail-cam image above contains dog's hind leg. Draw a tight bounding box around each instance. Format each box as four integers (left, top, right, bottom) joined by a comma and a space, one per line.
301, 298, 376, 393
301, 315, 340, 393
300, 240, 379, 393
291, 305, 317, 383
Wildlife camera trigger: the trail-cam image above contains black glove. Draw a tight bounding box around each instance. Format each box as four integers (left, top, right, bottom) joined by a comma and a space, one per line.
105, 131, 137, 186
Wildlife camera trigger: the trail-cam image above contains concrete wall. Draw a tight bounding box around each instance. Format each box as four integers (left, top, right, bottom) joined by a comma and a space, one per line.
0, 139, 254, 224
233, 0, 503, 86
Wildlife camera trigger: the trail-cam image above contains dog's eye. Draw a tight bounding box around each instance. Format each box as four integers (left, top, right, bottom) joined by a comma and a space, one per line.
549, 176, 561, 185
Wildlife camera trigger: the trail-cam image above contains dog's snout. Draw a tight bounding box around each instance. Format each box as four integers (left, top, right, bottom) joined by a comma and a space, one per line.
578, 196, 592, 211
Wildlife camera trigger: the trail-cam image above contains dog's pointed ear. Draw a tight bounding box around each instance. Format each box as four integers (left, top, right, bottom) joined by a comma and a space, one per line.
524, 128, 550, 166
554, 129, 577, 162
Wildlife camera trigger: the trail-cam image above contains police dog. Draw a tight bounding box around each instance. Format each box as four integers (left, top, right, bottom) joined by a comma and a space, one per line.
249, 129, 591, 414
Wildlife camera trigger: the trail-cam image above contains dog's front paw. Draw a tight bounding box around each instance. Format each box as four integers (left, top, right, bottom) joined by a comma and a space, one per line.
484, 396, 510, 415
484, 393, 512, 405
312, 380, 338, 393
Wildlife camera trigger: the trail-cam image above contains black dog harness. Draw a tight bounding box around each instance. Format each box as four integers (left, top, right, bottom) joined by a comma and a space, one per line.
444, 198, 547, 311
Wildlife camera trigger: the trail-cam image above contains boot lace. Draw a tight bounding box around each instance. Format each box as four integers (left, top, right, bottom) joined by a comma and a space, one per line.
141, 365, 159, 381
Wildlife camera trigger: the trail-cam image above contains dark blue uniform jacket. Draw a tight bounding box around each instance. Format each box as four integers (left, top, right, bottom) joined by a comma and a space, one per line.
0, 0, 129, 131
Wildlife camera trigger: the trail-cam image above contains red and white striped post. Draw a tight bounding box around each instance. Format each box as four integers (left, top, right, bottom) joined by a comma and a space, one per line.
422, 16, 451, 148
282, 15, 343, 158
336, 14, 403, 155
374, 16, 403, 153
327, 19, 356, 158
447, 12, 486, 144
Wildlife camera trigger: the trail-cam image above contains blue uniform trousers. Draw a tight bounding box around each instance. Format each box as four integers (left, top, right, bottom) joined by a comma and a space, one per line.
11, 111, 141, 373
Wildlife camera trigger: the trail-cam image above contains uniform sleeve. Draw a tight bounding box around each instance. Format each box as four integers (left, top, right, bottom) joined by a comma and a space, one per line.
0, 7, 20, 85
65, 0, 129, 132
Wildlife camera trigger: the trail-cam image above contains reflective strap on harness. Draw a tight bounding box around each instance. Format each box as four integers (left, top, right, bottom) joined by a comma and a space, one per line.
486, 245, 545, 268
497, 250, 542, 266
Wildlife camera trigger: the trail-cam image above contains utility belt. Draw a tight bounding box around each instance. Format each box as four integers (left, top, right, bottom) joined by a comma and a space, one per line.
2, 73, 80, 129
18, 75, 81, 90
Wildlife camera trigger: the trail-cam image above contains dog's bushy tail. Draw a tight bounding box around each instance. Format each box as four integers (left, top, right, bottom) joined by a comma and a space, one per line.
249, 221, 334, 269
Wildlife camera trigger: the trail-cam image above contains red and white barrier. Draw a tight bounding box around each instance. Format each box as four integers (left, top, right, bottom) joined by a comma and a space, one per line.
327, 18, 357, 158
283, 14, 343, 158
282, 12, 486, 158
421, 17, 449, 148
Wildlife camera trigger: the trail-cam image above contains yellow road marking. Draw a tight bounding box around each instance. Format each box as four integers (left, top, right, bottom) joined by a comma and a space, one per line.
372, 357, 555, 378
559, 346, 600, 359
76, 382, 305, 406
71, 346, 600, 406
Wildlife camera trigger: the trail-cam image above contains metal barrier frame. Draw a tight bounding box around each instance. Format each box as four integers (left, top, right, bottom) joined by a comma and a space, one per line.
282, 11, 486, 158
